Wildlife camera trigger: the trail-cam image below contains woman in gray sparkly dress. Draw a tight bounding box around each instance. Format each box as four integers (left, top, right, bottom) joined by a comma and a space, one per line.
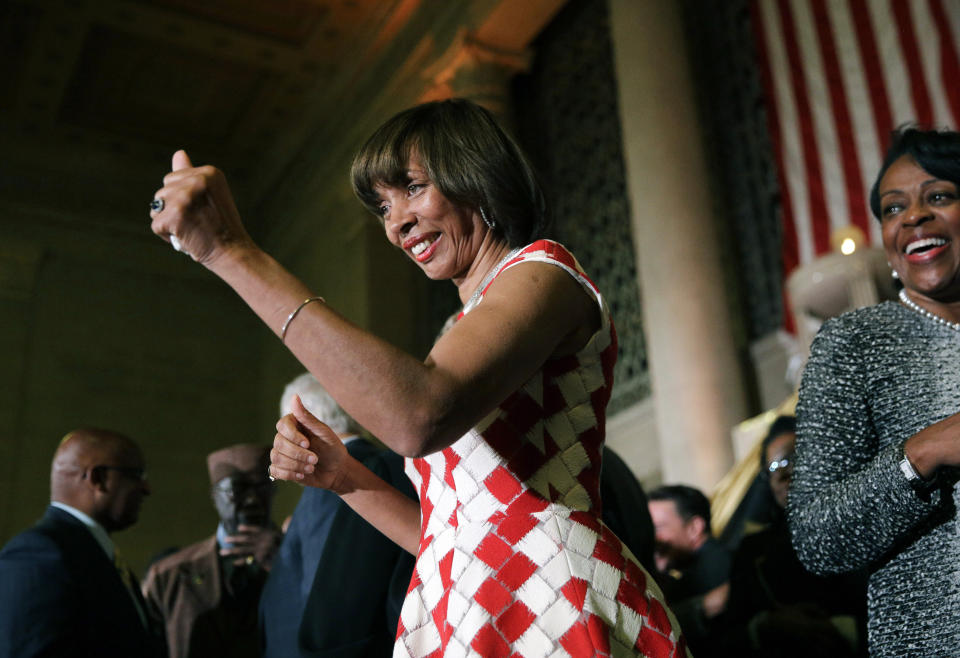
788, 127, 960, 657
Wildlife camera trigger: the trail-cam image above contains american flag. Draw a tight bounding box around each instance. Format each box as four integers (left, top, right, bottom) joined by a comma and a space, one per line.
751, 0, 960, 280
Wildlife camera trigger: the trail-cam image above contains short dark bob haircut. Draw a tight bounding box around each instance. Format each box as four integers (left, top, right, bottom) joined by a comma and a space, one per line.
351, 98, 547, 248
870, 126, 960, 219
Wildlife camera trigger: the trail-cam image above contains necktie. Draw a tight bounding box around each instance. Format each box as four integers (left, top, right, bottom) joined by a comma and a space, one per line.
114, 550, 149, 628
222, 556, 255, 597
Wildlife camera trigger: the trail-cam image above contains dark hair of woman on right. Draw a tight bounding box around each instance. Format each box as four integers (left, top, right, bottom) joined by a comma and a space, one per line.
788, 126, 960, 657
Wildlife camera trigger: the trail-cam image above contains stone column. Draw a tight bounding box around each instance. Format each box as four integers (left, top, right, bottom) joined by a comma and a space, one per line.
608, 0, 749, 489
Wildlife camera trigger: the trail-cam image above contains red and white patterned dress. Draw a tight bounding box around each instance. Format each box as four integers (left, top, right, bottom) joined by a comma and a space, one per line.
395, 240, 687, 658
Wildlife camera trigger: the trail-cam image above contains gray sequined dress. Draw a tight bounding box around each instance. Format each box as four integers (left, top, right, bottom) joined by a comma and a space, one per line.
788, 301, 960, 657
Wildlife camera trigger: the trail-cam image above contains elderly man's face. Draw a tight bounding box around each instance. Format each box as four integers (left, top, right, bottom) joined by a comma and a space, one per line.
212, 471, 274, 533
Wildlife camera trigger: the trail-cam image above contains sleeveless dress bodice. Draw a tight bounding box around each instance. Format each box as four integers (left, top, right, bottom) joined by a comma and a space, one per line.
395, 240, 687, 657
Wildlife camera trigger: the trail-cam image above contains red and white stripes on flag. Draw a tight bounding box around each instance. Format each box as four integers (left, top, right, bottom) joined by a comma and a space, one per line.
751, 0, 960, 280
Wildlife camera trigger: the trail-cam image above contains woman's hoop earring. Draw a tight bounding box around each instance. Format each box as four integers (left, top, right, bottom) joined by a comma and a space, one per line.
480, 207, 495, 230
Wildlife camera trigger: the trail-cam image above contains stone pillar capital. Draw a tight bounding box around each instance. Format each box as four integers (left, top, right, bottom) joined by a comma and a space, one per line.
420, 30, 531, 123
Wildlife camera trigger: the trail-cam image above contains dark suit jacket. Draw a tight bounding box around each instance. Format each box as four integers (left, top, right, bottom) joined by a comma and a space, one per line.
260, 439, 416, 658
727, 517, 866, 621
599, 446, 656, 573
143, 533, 267, 658
0, 506, 163, 658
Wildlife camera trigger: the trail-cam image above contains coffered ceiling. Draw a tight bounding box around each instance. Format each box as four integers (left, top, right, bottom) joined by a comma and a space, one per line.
0, 0, 563, 241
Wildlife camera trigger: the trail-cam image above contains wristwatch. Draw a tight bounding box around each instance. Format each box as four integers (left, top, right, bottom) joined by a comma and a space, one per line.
899, 445, 936, 500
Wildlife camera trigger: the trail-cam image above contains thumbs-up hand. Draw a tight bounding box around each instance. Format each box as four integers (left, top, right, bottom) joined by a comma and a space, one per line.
148, 149, 255, 266
269, 395, 352, 492
172, 149, 192, 171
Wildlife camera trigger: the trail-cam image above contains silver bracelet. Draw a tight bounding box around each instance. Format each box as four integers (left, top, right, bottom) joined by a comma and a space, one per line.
280, 296, 325, 344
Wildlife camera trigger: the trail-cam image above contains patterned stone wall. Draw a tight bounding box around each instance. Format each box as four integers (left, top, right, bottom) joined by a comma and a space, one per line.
682, 0, 785, 339
512, 0, 649, 415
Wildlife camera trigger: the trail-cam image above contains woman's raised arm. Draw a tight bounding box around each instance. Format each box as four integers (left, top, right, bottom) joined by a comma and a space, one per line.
150, 151, 597, 458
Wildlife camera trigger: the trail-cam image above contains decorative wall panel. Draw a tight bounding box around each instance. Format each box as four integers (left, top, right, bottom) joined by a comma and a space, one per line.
513, 0, 649, 414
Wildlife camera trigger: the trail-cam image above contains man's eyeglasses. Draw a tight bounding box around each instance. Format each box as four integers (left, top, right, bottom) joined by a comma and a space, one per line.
212, 479, 274, 501
95, 466, 148, 482
766, 453, 795, 477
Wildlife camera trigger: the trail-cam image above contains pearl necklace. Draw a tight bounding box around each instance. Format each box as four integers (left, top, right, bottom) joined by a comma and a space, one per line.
463, 247, 521, 313
898, 288, 960, 331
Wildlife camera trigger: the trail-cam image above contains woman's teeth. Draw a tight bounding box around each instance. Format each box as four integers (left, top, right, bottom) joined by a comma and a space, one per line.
411, 237, 435, 256
905, 237, 947, 255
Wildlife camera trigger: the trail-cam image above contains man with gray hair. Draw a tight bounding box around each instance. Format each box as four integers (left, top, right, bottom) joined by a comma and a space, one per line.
259, 372, 416, 658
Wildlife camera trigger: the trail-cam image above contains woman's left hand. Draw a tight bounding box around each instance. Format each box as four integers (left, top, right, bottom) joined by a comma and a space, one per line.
269, 395, 354, 493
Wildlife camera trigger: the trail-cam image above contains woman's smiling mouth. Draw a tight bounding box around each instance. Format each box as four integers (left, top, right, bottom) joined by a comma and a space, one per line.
905, 236, 947, 255
404, 233, 441, 262
903, 236, 949, 263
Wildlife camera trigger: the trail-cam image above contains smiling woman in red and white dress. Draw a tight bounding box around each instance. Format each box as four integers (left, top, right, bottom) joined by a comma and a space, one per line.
149, 99, 687, 657
788, 127, 960, 657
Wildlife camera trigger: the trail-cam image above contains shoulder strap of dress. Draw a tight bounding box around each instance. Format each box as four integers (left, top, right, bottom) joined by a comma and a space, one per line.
459, 240, 604, 320
502, 240, 601, 296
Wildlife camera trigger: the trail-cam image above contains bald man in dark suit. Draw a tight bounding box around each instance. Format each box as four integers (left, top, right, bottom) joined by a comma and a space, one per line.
0, 428, 164, 658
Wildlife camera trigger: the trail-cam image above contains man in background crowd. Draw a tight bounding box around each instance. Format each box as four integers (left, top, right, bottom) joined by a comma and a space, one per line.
0, 428, 164, 657
143, 443, 281, 658
259, 372, 416, 658
648, 483, 731, 654
718, 416, 866, 657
